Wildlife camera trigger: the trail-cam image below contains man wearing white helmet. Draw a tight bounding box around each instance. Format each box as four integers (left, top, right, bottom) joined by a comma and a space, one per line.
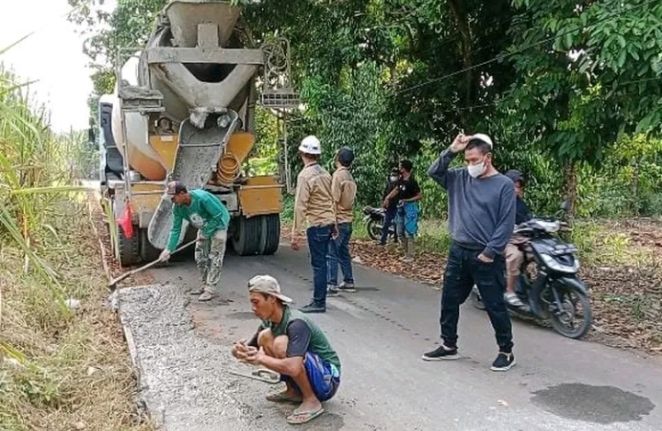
423, 133, 517, 372
291, 135, 337, 313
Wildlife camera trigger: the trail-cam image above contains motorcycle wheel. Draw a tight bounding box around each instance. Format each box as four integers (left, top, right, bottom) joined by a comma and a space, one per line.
548, 281, 592, 339
367, 219, 383, 241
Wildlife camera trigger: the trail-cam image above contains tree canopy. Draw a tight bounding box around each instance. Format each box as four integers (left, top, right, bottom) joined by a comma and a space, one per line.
69, 0, 662, 216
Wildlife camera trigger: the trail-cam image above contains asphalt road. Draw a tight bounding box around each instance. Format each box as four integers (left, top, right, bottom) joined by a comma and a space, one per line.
120, 243, 662, 431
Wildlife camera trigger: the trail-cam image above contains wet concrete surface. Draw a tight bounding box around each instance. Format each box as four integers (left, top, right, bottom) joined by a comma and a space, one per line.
118, 244, 662, 430
531, 383, 655, 424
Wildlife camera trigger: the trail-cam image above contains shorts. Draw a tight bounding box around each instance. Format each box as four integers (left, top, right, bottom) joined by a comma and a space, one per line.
505, 243, 525, 276
397, 202, 419, 238
282, 352, 341, 401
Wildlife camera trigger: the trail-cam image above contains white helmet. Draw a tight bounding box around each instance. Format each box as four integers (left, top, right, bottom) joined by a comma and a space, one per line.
472, 133, 493, 149
298, 135, 322, 155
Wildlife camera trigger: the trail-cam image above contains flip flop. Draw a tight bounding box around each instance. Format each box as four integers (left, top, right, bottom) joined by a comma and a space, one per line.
286, 407, 325, 425
265, 392, 302, 403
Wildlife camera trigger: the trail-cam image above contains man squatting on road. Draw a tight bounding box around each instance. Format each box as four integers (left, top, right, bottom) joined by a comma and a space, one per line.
232, 275, 341, 425
423, 133, 517, 371
159, 181, 230, 302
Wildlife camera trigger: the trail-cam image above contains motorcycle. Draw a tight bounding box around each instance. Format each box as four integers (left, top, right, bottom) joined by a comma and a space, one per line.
363, 206, 396, 242
472, 204, 592, 339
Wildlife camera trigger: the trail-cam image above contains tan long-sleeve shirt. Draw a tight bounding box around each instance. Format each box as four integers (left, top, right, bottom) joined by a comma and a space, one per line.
292, 163, 336, 236
331, 166, 357, 223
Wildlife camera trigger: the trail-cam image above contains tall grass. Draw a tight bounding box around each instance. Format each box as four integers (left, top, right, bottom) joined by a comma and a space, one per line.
0, 61, 92, 323
0, 46, 150, 430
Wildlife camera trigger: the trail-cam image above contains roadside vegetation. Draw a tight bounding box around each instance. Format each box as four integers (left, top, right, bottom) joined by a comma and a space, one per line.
3, 0, 659, 427
0, 61, 150, 430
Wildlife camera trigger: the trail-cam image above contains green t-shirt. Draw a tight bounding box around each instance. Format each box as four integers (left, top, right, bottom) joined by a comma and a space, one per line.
166, 189, 230, 252
259, 306, 341, 372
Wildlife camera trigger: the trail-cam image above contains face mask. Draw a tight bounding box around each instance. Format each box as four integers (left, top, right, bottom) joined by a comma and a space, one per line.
467, 160, 487, 178
389, 176, 398, 182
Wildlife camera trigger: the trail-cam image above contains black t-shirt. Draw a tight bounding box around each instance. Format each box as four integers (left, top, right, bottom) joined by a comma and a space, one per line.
516, 196, 532, 225
397, 177, 421, 201
284, 320, 311, 357
383, 178, 399, 209
248, 319, 312, 358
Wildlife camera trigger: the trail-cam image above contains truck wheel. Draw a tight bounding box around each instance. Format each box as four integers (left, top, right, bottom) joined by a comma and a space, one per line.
232, 215, 261, 256
139, 228, 161, 262
260, 214, 280, 255
117, 225, 141, 266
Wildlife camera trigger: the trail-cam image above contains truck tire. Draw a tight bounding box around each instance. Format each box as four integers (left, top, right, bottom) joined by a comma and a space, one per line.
117, 225, 141, 266
232, 215, 262, 256
139, 228, 161, 262
260, 214, 280, 255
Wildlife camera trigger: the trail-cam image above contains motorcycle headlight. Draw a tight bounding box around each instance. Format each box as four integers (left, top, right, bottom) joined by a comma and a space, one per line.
540, 253, 579, 273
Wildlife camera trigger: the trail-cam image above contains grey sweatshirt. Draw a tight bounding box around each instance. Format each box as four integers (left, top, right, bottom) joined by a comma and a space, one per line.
428, 148, 516, 259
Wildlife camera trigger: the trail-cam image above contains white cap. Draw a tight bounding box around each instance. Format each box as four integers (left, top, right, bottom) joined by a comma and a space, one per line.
248, 275, 293, 303
298, 135, 322, 155
471, 133, 493, 149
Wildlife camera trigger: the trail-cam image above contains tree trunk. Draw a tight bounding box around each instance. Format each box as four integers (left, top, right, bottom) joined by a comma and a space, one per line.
564, 161, 578, 220
631, 161, 640, 216
447, 0, 474, 114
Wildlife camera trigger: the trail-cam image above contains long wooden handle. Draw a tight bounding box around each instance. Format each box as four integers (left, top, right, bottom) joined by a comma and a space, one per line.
108, 239, 196, 287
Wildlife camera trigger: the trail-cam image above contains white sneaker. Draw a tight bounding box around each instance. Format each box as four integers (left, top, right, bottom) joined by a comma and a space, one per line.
504, 292, 524, 307
190, 286, 204, 295
198, 291, 215, 302
338, 282, 356, 293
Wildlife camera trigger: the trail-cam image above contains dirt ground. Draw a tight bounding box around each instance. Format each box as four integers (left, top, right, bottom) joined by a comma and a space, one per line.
285, 218, 662, 354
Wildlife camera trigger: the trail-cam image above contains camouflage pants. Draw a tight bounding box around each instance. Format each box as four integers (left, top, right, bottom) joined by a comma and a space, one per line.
195, 229, 227, 293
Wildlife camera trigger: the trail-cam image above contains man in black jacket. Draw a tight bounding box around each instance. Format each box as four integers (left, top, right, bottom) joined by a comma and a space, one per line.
504, 170, 532, 307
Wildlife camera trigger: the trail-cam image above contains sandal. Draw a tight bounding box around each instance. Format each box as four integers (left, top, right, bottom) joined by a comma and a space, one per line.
286, 407, 325, 425
265, 392, 302, 403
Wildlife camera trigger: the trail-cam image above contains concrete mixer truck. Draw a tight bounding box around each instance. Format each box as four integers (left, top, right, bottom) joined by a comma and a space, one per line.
97, 0, 298, 266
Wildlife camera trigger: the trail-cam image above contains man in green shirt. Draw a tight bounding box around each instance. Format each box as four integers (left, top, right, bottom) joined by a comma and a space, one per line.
232, 275, 341, 425
159, 181, 230, 301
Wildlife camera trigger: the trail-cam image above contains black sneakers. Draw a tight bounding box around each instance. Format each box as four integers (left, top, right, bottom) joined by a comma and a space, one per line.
299, 302, 326, 313
491, 352, 516, 371
422, 345, 459, 361
423, 346, 516, 371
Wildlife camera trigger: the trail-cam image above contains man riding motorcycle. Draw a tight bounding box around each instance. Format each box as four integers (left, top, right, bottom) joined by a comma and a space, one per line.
473, 172, 592, 339
504, 170, 532, 308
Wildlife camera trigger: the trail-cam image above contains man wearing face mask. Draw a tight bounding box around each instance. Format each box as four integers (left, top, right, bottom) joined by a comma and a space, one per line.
423, 133, 516, 372
383, 160, 422, 262
379, 167, 401, 246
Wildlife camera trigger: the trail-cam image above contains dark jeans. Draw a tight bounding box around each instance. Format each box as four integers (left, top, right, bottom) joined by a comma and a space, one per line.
307, 225, 333, 306
439, 242, 514, 352
327, 222, 354, 286
380, 207, 398, 245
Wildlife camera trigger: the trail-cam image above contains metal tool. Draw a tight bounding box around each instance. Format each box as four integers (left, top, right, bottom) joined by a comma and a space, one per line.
228, 368, 281, 384
107, 239, 196, 288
